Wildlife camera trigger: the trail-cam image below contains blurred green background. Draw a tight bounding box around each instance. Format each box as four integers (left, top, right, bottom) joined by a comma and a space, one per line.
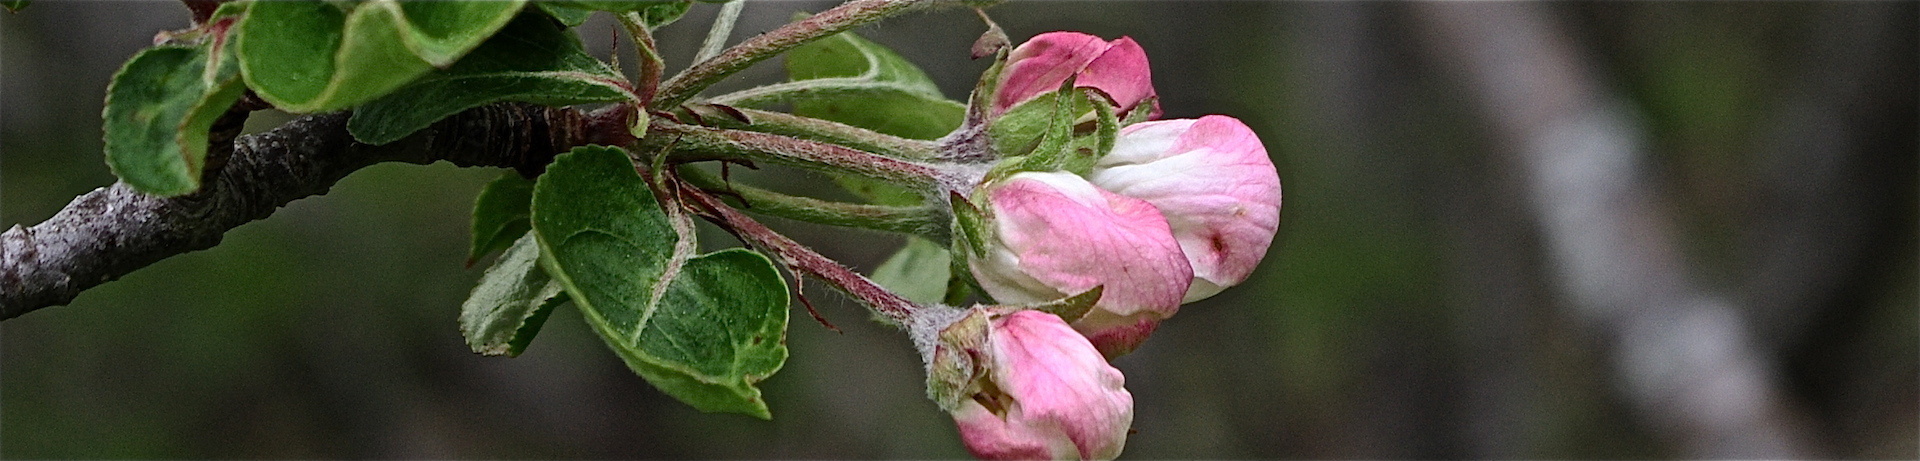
2, 2, 1914, 458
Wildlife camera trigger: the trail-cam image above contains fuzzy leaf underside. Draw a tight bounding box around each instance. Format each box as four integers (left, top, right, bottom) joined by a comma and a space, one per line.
461, 234, 567, 357
531, 146, 790, 419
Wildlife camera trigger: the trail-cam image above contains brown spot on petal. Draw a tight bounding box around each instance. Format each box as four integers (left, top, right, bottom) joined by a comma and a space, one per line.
1208, 231, 1230, 255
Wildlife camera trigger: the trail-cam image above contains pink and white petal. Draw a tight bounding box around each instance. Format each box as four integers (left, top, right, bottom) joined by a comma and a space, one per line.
1101, 118, 1194, 166
953, 401, 1078, 460
1089, 116, 1281, 301
989, 310, 1133, 460
980, 172, 1192, 318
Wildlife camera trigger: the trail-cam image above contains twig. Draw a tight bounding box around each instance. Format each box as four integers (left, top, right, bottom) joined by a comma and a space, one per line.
0, 103, 580, 319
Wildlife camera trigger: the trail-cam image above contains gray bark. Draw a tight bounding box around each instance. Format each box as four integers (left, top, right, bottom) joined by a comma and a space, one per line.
0, 103, 580, 319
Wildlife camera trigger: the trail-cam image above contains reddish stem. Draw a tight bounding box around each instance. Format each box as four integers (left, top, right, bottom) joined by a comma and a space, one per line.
676, 180, 919, 323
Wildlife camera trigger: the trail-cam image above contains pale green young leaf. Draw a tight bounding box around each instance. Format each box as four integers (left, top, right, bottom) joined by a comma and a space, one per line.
349, 12, 634, 145
781, 30, 965, 140
102, 41, 245, 196
870, 237, 951, 305
469, 171, 538, 264
461, 234, 568, 357
779, 31, 962, 205
532, 146, 790, 419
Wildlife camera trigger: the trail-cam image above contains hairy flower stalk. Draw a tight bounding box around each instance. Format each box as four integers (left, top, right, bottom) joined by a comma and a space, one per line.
686, 105, 941, 161
648, 120, 966, 193
677, 179, 921, 323
677, 166, 948, 240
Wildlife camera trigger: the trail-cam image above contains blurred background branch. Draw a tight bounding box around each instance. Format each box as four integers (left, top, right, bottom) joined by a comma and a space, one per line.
1412, 4, 1813, 457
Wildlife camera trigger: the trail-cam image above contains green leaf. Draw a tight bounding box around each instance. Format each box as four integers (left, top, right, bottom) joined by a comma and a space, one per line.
782, 30, 965, 140
833, 175, 922, 207
349, 11, 634, 145
461, 234, 568, 357
469, 171, 538, 264
396, 1, 529, 65
779, 31, 961, 206
535, 2, 596, 27
532, 146, 790, 419
3, 0, 28, 13
234, 0, 525, 113
551, 0, 690, 28
102, 41, 245, 196
870, 237, 951, 305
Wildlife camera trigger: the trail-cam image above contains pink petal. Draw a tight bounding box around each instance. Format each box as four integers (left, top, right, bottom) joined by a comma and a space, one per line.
1089, 116, 1281, 302
995, 32, 1108, 115
953, 401, 1077, 460
1076, 37, 1159, 119
990, 310, 1132, 460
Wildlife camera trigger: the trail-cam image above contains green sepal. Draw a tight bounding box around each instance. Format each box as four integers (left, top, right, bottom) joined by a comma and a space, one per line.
982, 78, 1090, 182
468, 171, 538, 264
1019, 77, 1084, 171
102, 38, 245, 197
348, 11, 635, 145
1058, 88, 1121, 175
1121, 95, 1158, 126
461, 233, 568, 357
947, 190, 992, 259
945, 191, 996, 304
1022, 285, 1103, 324
924, 306, 991, 410
532, 145, 790, 419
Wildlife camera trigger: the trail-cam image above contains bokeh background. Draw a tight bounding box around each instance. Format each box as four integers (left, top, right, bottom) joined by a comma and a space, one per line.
3, 1, 1914, 458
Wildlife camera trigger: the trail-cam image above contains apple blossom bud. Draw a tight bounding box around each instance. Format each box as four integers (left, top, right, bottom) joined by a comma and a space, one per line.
994, 32, 1159, 118
1087, 116, 1281, 302
931, 308, 1134, 460
968, 172, 1192, 357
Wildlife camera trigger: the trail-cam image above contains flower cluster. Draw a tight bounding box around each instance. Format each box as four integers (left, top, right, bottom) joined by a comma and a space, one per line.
929, 31, 1282, 460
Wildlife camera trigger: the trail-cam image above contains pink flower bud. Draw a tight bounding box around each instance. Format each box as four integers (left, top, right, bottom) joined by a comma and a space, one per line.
994, 32, 1160, 118
970, 172, 1192, 357
949, 309, 1133, 460
1087, 116, 1281, 302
